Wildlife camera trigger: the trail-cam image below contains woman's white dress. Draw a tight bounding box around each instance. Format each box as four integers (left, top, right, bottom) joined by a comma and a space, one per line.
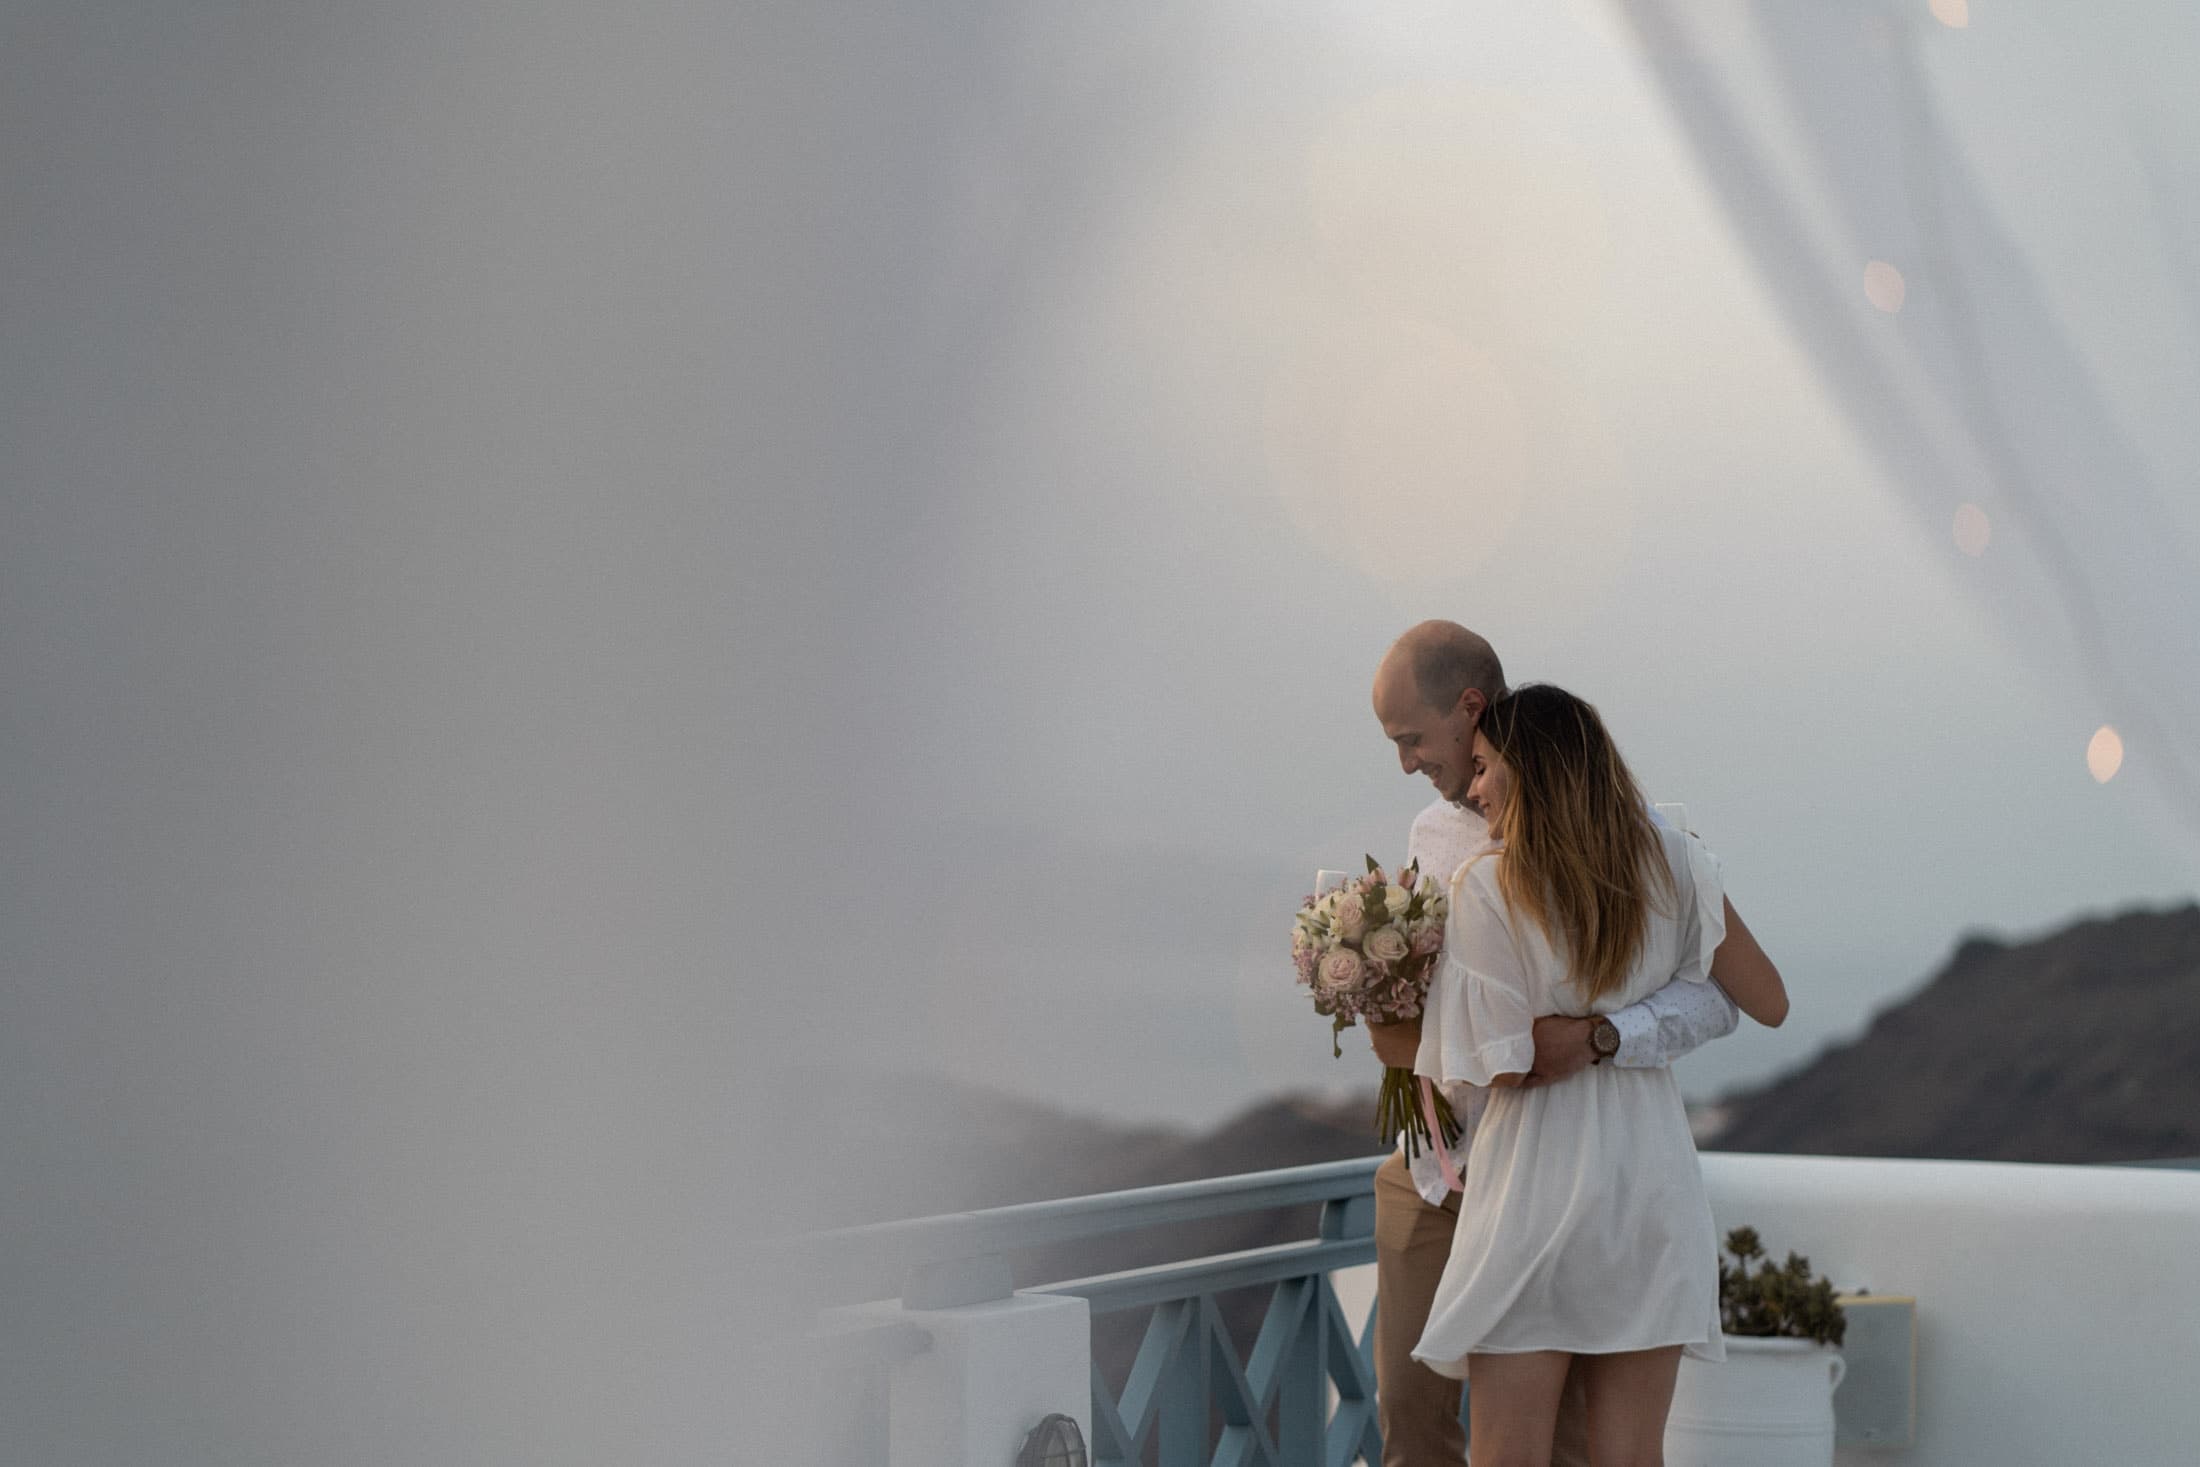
1410, 824, 1727, 1376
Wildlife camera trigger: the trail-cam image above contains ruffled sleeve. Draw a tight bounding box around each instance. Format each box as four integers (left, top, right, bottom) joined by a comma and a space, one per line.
1414, 861, 1537, 1090
1671, 829, 1728, 985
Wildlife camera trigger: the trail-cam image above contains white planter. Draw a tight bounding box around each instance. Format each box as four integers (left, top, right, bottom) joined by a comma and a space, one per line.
1665, 1336, 1846, 1467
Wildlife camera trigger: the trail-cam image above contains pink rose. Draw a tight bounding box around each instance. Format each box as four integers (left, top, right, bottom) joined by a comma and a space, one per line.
1332, 893, 1368, 940
1412, 926, 1444, 957
1316, 948, 1365, 994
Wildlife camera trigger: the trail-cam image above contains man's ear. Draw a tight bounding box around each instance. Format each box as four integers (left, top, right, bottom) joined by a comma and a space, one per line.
1457, 687, 1488, 723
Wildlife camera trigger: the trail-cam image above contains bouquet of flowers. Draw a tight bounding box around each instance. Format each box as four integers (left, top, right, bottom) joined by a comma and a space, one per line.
1292, 856, 1461, 1157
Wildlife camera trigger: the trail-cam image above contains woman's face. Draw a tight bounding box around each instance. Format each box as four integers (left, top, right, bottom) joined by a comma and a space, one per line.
1467, 731, 1514, 837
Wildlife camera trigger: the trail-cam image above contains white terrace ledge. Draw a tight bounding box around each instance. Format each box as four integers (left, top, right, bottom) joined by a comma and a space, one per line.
795, 1153, 2200, 1466
1695, 1152, 2200, 1466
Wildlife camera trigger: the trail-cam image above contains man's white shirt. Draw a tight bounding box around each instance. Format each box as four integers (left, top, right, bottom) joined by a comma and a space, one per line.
1397, 799, 1741, 1204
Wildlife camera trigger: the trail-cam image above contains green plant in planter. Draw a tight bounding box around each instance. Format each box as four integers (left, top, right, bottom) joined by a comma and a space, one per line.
1717, 1227, 1847, 1347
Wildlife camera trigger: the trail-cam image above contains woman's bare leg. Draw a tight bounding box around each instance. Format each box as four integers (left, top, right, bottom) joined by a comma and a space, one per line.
1578, 1346, 1684, 1467
1464, 1351, 1572, 1467
1551, 1356, 1593, 1467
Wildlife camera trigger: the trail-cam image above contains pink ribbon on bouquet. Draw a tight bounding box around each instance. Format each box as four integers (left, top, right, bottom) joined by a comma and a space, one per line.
1419, 1077, 1464, 1193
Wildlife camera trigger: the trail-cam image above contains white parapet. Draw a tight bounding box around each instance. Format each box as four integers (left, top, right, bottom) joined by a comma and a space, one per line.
1699, 1153, 2200, 1466
850, 1290, 1090, 1467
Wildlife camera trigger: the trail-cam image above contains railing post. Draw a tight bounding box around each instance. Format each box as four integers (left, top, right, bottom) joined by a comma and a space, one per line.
805, 1313, 935, 1465
845, 1291, 1090, 1467
1318, 1193, 1374, 1243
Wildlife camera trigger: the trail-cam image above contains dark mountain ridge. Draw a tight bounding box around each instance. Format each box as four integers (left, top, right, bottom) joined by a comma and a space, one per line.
1704, 901, 2200, 1162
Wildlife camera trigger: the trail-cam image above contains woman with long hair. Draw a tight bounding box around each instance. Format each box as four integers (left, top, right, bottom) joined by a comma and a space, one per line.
1410, 684, 1787, 1467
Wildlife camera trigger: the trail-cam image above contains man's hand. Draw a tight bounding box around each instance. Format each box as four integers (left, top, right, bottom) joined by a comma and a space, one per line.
1366, 1017, 1422, 1068
1521, 1015, 1596, 1088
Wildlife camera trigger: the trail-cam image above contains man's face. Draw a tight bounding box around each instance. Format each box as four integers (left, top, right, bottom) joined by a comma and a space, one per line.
1372, 660, 1481, 806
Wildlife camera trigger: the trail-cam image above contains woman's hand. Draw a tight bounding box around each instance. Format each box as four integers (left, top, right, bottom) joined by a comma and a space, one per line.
1710, 898, 1788, 1027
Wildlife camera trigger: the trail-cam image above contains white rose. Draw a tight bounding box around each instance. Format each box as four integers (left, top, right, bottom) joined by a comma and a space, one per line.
1365, 926, 1411, 964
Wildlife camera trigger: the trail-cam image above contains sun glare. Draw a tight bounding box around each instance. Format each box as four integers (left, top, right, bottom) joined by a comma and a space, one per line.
1263, 327, 1530, 590
1305, 87, 1615, 349
1930, 0, 1970, 30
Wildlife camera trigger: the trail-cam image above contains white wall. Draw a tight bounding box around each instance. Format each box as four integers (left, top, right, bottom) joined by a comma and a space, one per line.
1699, 1154, 2200, 1466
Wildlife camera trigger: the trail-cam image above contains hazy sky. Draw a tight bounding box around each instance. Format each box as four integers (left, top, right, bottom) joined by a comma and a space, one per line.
6, 3, 2199, 1462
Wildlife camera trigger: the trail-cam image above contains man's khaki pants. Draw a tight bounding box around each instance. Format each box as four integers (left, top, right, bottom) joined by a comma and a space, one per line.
1372, 1151, 1590, 1466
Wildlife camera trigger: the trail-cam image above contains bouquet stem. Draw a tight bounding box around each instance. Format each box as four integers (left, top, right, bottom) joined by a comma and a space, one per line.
1377, 1067, 1461, 1159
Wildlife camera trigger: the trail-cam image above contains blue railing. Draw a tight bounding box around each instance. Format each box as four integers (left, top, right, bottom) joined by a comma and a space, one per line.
791, 1155, 1390, 1467
789, 1151, 2200, 1465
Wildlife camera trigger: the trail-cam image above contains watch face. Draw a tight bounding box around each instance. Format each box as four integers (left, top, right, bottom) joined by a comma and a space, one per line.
1593, 1020, 1620, 1055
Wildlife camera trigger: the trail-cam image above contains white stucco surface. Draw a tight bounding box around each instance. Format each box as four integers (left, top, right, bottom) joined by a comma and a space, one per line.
1699, 1153, 2200, 1467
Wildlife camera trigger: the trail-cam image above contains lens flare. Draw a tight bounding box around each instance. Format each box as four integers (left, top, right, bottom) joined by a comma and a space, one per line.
1864, 260, 1907, 313
1262, 324, 1529, 590
1953, 503, 1991, 556
1930, 0, 1970, 29
2087, 726, 2124, 784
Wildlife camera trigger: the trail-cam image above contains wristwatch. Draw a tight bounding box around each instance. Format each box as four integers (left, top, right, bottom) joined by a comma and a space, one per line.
1588, 1016, 1621, 1065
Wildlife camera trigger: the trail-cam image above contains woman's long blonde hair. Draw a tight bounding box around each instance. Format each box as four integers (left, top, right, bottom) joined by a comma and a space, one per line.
1480, 684, 1673, 1004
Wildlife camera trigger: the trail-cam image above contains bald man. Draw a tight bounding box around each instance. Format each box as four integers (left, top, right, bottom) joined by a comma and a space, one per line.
1365, 622, 1743, 1467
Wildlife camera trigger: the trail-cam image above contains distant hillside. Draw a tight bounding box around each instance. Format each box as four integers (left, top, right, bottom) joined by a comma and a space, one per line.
763, 1072, 1386, 1234
772, 902, 2200, 1235
770, 1075, 1391, 1384
1705, 903, 2200, 1162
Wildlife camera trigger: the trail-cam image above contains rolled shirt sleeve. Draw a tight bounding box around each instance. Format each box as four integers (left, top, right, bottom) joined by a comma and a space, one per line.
1608, 976, 1740, 1069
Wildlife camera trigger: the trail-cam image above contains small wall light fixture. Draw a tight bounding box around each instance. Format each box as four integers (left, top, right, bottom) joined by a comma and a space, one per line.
1016, 1411, 1087, 1467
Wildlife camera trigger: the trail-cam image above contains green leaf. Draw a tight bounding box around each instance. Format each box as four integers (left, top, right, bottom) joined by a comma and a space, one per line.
1715, 1224, 1847, 1343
